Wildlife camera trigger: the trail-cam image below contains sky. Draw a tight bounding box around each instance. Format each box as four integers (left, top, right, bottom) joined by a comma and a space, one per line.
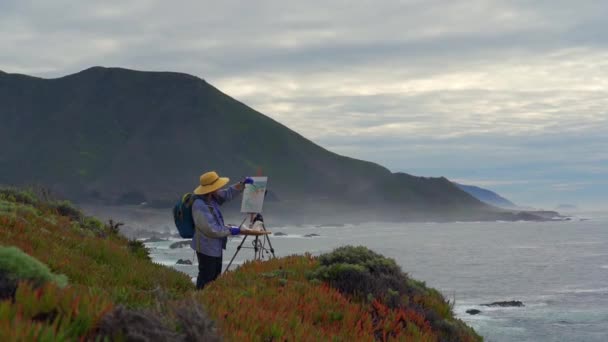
1, 0, 607, 210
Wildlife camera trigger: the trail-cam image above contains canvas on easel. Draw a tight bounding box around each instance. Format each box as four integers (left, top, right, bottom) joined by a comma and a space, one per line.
226, 176, 275, 272
240, 177, 268, 214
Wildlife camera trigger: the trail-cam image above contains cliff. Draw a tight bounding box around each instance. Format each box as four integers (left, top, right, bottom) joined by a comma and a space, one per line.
0, 187, 481, 340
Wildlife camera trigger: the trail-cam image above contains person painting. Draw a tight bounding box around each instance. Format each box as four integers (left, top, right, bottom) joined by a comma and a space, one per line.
190, 171, 261, 289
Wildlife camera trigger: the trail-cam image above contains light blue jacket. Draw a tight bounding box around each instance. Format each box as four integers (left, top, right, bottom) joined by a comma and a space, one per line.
191, 184, 242, 257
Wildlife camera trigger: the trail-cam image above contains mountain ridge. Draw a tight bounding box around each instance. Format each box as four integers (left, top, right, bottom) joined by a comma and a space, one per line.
455, 183, 517, 208
0, 66, 505, 222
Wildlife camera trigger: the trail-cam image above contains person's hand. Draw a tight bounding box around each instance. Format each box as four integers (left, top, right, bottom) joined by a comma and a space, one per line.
228, 225, 241, 235
235, 177, 254, 191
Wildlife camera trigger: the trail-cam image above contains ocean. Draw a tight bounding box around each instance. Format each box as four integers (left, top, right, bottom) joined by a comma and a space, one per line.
143, 212, 608, 342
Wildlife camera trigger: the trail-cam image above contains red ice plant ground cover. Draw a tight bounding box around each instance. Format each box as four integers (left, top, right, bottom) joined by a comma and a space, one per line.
0, 189, 480, 341
199, 255, 453, 341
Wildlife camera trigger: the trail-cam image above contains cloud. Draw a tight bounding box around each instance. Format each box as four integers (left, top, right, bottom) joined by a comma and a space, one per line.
1, 0, 607, 208
550, 182, 594, 192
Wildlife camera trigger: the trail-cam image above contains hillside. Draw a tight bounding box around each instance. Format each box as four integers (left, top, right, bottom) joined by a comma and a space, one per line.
0, 188, 481, 341
0, 66, 497, 222
455, 183, 517, 209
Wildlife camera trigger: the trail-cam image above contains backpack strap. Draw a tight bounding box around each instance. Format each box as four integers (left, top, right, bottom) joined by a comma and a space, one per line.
193, 195, 222, 225
200, 196, 229, 249
192, 195, 226, 241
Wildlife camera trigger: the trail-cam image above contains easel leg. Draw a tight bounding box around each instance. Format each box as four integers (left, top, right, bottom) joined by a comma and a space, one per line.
254, 236, 260, 260
263, 233, 276, 258
225, 216, 254, 272
224, 214, 277, 272
225, 235, 248, 272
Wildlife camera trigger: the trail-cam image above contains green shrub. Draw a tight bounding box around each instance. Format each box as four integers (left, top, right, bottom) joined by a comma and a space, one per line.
309, 246, 409, 306
318, 245, 402, 276
106, 219, 124, 236
0, 200, 39, 217
0, 246, 67, 288
82, 216, 104, 230
52, 200, 83, 221
128, 239, 151, 261
0, 188, 38, 206
309, 246, 481, 342
0, 188, 41, 217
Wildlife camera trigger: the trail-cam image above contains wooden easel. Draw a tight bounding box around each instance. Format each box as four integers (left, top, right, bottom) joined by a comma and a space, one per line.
224, 213, 275, 272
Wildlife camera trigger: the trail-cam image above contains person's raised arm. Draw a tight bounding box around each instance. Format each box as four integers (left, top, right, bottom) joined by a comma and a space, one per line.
216, 177, 254, 202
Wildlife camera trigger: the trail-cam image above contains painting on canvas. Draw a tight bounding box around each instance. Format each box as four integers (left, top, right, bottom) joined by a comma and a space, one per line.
240, 177, 268, 213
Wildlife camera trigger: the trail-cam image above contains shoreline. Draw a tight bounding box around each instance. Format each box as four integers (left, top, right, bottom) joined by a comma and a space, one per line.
81, 203, 576, 240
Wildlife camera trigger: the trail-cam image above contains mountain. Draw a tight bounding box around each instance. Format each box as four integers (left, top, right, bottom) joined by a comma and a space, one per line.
556, 204, 578, 210
455, 183, 517, 208
0, 66, 503, 222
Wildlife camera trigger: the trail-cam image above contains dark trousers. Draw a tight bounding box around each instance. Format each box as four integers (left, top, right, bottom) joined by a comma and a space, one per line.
196, 252, 223, 290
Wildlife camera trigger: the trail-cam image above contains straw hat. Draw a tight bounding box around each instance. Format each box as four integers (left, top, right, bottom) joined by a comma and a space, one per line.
193, 171, 230, 195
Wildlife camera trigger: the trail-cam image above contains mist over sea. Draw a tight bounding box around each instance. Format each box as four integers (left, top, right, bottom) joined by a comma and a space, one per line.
132, 210, 608, 342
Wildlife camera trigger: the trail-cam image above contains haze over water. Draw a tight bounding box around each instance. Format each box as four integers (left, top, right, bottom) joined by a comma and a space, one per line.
144, 211, 608, 342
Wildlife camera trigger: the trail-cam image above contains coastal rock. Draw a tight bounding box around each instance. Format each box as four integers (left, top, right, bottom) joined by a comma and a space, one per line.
466, 309, 481, 315
495, 210, 568, 222
480, 301, 524, 307
169, 240, 191, 249
176, 259, 193, 265
514, 212, 545, 221
274, 232, 288, 236
303, 234, 320, 238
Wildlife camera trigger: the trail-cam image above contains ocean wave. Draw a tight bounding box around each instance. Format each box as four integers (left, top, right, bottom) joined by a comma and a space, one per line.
143, 243, 184, 250
272, 234, 322, 239
509, 245, 541, 249
554, 287, 608, 294
555, 241, 604, 246
138, 237, 185, 242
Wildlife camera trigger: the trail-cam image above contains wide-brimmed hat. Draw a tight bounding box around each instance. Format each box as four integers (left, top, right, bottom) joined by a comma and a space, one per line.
193, 171, 230, 195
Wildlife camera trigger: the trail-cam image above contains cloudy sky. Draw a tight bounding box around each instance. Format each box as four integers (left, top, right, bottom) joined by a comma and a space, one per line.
2, 0, 607, 209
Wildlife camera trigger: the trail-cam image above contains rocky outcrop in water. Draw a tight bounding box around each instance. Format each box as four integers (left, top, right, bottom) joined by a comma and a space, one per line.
170, 240, 191, 249
480, 301, 524, 307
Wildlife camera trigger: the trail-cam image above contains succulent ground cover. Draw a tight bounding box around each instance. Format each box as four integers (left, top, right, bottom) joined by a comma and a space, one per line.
200, 248, 481, 342
0, 187, 481, 341
0, 188, 213, 340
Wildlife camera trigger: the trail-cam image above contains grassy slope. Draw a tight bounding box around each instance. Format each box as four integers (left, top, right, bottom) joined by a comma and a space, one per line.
0, 189, 193, 306
0, 189, 481, 341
